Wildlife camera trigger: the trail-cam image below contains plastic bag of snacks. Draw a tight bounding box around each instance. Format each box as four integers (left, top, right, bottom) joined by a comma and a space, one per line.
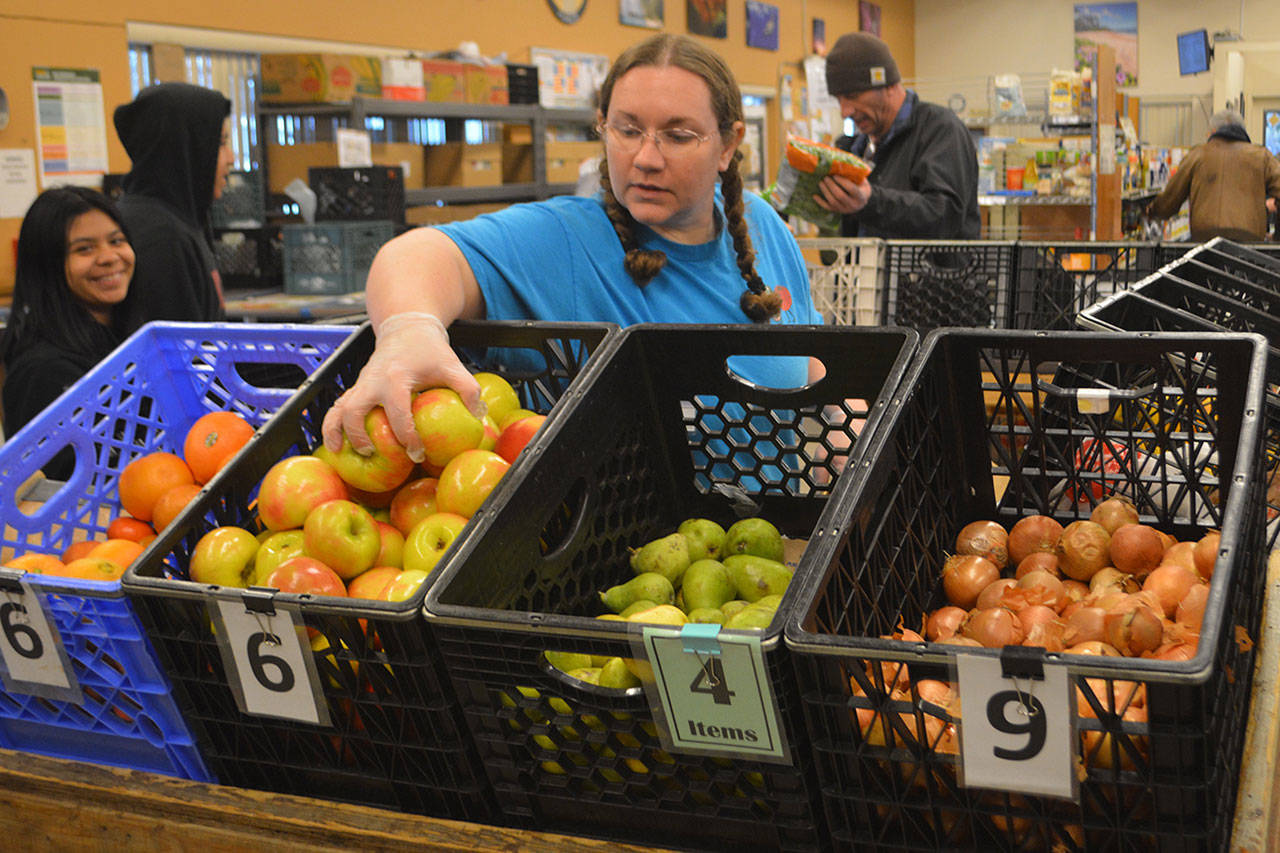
764, 135, 872, 233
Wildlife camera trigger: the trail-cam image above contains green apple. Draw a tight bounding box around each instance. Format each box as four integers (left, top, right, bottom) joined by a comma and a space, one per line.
389, 477, 439, 536
313, 406, 415, 494
411, 387, 486, 469
474, 372, 521, 427
256, 455, 349, 531
250, 528, 306, 586
189, 525, 260, 587
403, 511, 468, 575
302, 499, 381, 581
436, 448, 510, 519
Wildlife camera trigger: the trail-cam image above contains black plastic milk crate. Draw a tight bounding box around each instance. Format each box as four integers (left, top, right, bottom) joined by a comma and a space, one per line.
121, 319, 615, 823
1169, 238, 1280, 292
1158, 239, 1280, 269
882, 241, 1017, 331
1011, 241, 1159, 329
283, 220, 394, 295
214, 226, 283, 291
309, 166, 406, 224
506, 63, 539, 104
785, 328, 1269, 853
423, 323, 919, 852
209, 170, 265, 228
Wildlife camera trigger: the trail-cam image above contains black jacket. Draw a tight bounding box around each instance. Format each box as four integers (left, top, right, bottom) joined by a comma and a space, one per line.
835, 92, 981, 239
113, 83, 229, 330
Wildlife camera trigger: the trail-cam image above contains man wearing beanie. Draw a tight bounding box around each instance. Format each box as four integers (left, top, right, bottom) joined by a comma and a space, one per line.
816, 32, 979, 239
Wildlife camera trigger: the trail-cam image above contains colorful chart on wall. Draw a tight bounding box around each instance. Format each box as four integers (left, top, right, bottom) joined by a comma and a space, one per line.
31, 67, 108, 188
1074, 2, 1138, 86
746, 2, 779, 50
687, 0, 727, 39
620, 0, 663, 28
529, 47, 611, 109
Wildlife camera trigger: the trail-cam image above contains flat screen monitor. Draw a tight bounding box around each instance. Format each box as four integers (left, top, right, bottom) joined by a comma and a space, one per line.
1265, 110, 1280, 157
1178, 29, 1212, 75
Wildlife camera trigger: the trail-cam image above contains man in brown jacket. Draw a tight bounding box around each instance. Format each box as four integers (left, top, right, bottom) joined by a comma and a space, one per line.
1147, 109, 1280, 241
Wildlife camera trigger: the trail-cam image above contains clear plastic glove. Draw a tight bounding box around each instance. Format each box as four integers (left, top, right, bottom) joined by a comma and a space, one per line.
321, 312, 484, 462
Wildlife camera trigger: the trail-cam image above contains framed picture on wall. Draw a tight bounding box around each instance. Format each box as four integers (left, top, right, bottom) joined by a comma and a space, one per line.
620, 0, 663, 28
746, 2, 779, 50
687, 0, 727, 39
812, 18, 826, 54
859, 1, 881, 37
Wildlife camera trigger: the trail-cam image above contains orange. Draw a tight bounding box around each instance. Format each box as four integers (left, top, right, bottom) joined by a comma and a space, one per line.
118, 452, 195, 521
3, 553, 65, 574
88, 538, 145, 569
184, 411, 255, 484
56, 557, 126, 582
151, 482, 203, 532
107, 516, 156, 543
61, 540, 102, 563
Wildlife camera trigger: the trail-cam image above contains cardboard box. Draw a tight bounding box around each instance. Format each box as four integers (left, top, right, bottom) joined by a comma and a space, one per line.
464, 64, 509, 105
407, 202, 507, 226
501, 143, 534, 184
546, 140, 601, 184
424, 142, 502, 188
268, 142, 426, 192
381, 57, 426, 101
422, 60, 467, 103
260, 53, 381, 103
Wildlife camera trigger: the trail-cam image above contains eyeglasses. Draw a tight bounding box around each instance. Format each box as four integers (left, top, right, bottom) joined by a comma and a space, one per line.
597, 121, 713, 156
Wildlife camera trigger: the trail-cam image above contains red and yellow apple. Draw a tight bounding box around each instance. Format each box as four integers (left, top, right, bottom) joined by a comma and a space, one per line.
313, 406, 415, 494
251, 528, 306, 586
388, 477, 439, 536
347, 565, 401, 600
381, 568, 431, 602
474, 372, 521, 427
302, 499, 382, 581
256, 455, 349, 531
411, 387, 486, 469
494, 414, 547, 464
498, 407, 538, 430
403, 512, 468, 575
374, 521, 405, 569
264, 555, 348, 598
189, 525, 260, 587
436, 449, 510, 518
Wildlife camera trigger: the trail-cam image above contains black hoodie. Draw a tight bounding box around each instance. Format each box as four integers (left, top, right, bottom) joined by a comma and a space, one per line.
113, 82, 229, 329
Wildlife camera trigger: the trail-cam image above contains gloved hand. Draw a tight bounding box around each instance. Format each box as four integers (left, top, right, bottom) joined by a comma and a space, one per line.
321, 312, 484, 462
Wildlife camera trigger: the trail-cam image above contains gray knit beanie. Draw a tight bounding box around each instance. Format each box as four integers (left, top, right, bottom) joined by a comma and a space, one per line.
826, 33, 901, 95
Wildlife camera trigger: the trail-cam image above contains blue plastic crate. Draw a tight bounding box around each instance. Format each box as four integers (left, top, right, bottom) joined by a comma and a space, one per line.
0, 321, 354, 779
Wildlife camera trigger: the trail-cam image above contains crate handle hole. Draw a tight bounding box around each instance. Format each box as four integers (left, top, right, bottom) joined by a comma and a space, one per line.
232, 361, 308, 389
723, 356, 823, 393
538, 476, 592, 560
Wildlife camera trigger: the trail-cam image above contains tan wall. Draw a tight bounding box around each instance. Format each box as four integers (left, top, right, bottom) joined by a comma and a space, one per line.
0, 1, 915, 293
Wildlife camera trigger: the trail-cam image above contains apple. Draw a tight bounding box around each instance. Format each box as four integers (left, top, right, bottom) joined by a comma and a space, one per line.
474, 372, 521, 427
313, 406, 414, 494
302, 499, 382, 581
251, 529, 306, 586
494, 414, 547, 464
498, 407, 538, 430
388, 477, 439, 536
381, 568, 431, 602
403, 512, 468, 576
347, 565, 402, 600
436, 449, 510, 518
478, 415, 500, 452
189, 525, 260, 587
345, 483, 398, 509
411, 387, 486, 469
257, 455, 349, 531
374, 521, 405, 569
264, 555, 348, 599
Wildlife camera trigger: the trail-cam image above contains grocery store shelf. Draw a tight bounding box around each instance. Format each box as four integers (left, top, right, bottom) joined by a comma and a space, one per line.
406, 181, 578, 205
979, 193, 1092, 206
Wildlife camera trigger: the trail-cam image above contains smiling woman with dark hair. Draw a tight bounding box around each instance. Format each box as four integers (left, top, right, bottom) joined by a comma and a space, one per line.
1, 186, 137, 475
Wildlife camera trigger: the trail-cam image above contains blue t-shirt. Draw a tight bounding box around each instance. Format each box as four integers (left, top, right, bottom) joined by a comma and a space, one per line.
436, 191, 822, 387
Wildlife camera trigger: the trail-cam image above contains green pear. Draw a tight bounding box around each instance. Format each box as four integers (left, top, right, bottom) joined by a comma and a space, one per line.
720, 600, 751, 620
629, 532, 691, 584
724, 603, 776, 630
753, 594, 784, 613
620, 599, 664, 618
723, 554, 793, 603
686, 607, 727, 625
600, 572, 676, 613
566, 667, 603, 684
544, 650, 594, 673
723, 518, 785, 563
623, 603, 688, 626
680, 559, 736, 612
677, 518, 727, 562
598, 656, 642, 689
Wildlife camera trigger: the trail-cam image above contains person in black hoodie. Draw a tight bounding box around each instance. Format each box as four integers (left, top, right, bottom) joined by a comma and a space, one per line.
112, 82, 234, 330
814, 32, 980, 240
1, 187, 137, 477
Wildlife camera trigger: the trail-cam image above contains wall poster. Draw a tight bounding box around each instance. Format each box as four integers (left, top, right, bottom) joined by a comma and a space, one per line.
1074, 3, 1138, 86
746, 2, 779, 51
31, 67, 108, 188
620, 0, 663, 28
687, 0, 727, 39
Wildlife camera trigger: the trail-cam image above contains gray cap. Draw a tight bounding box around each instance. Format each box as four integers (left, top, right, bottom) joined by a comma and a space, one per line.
826, 32, 901, 95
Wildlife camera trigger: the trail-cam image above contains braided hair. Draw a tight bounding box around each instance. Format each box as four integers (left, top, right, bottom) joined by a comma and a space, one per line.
597, 34, 782, 323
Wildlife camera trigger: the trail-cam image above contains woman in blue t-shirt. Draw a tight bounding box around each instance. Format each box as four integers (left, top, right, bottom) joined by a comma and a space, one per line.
323, 33, 822, 460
